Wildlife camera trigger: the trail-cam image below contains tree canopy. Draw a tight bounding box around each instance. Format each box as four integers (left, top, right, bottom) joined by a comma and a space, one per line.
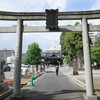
23, 42, 42, 65
60, 23, 83, 65
91, 33, 100, 66
91, 47, 100, 66
94, 33, 100, 47
60, 22, 100, 68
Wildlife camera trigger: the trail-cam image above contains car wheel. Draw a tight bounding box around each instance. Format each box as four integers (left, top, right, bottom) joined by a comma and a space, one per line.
4, 69, 6, 72
6, 67, 10, 71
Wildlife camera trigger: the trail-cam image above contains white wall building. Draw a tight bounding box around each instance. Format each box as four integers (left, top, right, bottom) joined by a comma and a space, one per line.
7, 53, 15, 67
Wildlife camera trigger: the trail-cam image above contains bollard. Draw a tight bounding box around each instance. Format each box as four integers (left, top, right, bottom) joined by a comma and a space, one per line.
29, 73, 35, 86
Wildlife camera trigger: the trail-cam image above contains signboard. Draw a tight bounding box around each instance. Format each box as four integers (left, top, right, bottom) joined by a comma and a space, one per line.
45, 9, 58, 30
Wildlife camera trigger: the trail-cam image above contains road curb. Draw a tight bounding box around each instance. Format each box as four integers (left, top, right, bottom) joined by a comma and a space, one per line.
66, 73, 86, 89
34, 72, 44, 80
62, 70, 100, 97
3, 72, 44, 100
61, 70, 86, 89
0, 89, 13, 100
21, 72, 44, 88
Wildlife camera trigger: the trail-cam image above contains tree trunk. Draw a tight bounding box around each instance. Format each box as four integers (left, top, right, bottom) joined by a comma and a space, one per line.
77, 56, 82, 69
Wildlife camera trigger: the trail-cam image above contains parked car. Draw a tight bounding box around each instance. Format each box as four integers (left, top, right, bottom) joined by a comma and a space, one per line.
3, 65, 11, 72
21, 65, 29, 73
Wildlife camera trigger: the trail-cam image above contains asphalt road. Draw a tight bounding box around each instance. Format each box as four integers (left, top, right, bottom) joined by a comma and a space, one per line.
23, 67, 85, 100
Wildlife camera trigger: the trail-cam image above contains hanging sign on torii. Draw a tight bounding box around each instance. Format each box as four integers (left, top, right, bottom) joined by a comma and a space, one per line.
45, 9, 58, 30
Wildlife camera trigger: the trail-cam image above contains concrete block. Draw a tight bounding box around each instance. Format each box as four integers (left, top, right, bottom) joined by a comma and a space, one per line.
83, 94, 99, 100
0, 82, 9, 92
0, 89, 13, 100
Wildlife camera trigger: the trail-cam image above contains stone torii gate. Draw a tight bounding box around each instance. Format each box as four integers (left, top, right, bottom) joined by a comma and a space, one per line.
0, 10, 100, 100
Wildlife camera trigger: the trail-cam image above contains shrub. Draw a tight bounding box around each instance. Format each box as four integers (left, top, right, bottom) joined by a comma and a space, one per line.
73, 70, 79, 75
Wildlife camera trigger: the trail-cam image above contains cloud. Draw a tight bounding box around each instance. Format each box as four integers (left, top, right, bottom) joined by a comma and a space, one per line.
23, 32, 61, 52
24, 0, 68, 11
0, 0, 68, 52
0, 33, 16, 50
44, 0, 68, 11
88, 0, 100, 26
91, 0, 100, 10
0, 0, 68, 12
1, 0, 99, 53
0, 32, 61, 53
0, 0, 21, 11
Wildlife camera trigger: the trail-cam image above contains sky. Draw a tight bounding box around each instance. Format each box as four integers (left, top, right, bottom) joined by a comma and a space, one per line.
0, 0, 100, 53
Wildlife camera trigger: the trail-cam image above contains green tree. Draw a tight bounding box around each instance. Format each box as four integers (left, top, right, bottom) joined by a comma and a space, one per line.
63, 55, 73, 66
91, 47, 100, 66
60, 22, 83, 68
24, 42, 42, 65
91, 33, 100, 66
94, 33, 100, 47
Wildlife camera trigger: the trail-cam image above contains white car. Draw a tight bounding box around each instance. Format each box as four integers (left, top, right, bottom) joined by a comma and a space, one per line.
21, 65, 29, 75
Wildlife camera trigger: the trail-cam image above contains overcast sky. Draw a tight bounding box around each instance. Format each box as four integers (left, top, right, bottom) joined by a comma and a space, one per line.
0, 0, 100, 53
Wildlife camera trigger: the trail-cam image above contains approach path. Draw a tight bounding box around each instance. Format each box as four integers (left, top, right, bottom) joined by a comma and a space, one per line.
23, 67, 84, 100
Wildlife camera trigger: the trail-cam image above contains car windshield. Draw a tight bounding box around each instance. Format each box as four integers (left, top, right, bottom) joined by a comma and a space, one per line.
22, 66, 28, 68
4, 65, 10, 68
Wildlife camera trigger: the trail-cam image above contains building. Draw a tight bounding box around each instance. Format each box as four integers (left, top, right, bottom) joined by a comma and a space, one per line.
89, 32, 95, 45
42, 46, 63, 65
0, 49, 15, 61
6, 53, 15, 64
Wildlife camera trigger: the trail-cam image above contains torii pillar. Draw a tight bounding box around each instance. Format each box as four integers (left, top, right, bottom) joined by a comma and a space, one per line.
11, 19, 23, 100
82, 17, 98, 100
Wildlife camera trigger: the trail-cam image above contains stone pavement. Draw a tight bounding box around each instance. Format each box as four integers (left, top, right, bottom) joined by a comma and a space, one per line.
5, 67, 85, 100
60, 66, 100, 97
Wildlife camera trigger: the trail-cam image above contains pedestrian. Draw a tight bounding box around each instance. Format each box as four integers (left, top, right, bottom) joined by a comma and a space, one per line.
55, 64, 59, 76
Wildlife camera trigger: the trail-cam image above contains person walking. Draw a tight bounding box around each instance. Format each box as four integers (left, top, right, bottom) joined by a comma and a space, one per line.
55, 65, 59, 76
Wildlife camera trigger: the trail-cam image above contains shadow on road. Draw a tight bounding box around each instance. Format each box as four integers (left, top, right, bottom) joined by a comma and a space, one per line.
23, 89, 85, 100
45, 71, 55, 73
23, 89, 53, 100
53, 89, 86, 94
